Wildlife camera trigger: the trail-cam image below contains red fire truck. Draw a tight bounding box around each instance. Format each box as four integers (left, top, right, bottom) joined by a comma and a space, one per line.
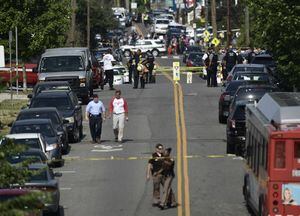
243, 92, 300, 216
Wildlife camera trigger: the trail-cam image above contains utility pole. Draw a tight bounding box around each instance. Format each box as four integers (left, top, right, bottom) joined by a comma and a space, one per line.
9, 30, 13, 102
70, 0, 77, 47
205, 0, 208, 29
87, 0, 90, 48
226, 0, 231, 47
211, 0, 217, 38
15, 26, 18, 95
245, 5, 250, 46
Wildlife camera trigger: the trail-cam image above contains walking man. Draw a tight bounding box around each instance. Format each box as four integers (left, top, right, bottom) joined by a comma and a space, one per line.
108, 90, 128, 143
209, 47, 219, 87
85, 94, 106, 143
147, 143, 164, 206
223, 45, 237, 79
102, 49, 116, 90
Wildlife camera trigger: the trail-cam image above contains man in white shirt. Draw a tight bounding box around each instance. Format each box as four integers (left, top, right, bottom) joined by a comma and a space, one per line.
102, 49, 116, 90
85, 94, 106, 143
108, 90, 128, 143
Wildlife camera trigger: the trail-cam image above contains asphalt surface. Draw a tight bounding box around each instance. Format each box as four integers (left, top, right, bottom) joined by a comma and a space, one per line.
54, 52, 251, 215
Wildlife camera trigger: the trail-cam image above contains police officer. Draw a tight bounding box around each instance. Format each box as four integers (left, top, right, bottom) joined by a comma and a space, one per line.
209, 47, 219, 87
133, 49, 143, 89
85, 94, 106, 143
247, 47, 256, 63
237, 48, 244, 64
147, 143, 164, 206
127, 50, 134, 84
223, 46, 237, 79
144, 51, 155, 83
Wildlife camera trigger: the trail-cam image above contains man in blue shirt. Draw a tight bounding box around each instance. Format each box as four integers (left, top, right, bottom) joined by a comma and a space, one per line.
85, 94, 106, 143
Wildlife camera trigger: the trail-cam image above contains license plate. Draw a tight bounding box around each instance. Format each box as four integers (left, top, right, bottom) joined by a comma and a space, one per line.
292, 170, 300, 177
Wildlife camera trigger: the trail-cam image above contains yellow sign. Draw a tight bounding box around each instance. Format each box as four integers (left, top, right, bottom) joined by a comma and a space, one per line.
200, 18, 205, 23
203, 30, 210, 38
211, 37, 220, 46
173, 62, 180, 81
204, 37, 210, 43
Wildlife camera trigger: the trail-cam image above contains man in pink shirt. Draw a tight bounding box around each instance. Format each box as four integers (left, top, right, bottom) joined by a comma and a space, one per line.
108, 90, 128, 143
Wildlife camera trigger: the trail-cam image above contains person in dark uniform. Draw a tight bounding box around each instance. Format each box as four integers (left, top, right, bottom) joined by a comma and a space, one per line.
237, 48, 244, 64
158, 148, 177, 210
223, 46, 237, 79
127, 50, 134, 84
203, 47, 212, 87
147, 143, 164, 206
209, 48, 219, 87
133, 49, 142, 89
85, 94, 106, 143
144, 51, 155, 83
247, 47, 256, 63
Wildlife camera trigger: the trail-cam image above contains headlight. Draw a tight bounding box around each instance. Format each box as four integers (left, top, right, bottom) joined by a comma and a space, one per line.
46, 144, 58, 151
64, 116, 74, 123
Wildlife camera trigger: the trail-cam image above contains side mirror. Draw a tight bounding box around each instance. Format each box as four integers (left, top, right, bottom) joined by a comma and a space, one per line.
63, 119, 69, 124
54, 172, 62, 177
27, 94, 32, 99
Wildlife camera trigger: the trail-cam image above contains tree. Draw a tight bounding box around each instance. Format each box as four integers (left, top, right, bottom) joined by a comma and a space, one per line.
0, 0, 72, 61
247, 0, 300, 90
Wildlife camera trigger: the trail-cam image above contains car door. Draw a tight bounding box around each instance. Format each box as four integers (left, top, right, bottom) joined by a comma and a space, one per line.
70, 92, 82, 128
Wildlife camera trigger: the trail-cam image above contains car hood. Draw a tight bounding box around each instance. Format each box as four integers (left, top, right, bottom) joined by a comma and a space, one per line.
38, 71, 87, 80
57, 109, 74, 119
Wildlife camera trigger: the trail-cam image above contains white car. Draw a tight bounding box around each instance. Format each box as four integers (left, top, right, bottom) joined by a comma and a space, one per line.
157, 14, 175, 23
154, 18, 170, 34
113, 65, 130, 83
120, 39, 166, 57
113, 69, 124, 85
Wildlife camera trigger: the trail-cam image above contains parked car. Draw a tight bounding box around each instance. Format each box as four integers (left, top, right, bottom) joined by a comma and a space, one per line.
27, 81, 71, 101
24, 163, 62, 215
153, 18, 170, 34
120, 39, 166, 57
29, 90, 83, 143
229, 85, 278, 114
232, 71, 274, 83
186, 52, 205, 67
250, 54, 276, 72
226, 102, 247, 155
16, 107, 69, 153
113, 65, 130, 83
183, 46, 202, 63
38, 49, 93, 103
226, 64, 271, 82
9, 121, 64, 167
6, 148, 49, 165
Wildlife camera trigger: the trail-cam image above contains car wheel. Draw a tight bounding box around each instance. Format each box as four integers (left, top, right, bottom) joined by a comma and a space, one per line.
152, 49, 159, 57
71, 125, 80, 143
124, 50, 131, 57
243, 176, 251, 208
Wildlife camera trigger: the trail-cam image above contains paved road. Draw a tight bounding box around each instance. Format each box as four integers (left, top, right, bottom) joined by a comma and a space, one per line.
55, 52, 251, 215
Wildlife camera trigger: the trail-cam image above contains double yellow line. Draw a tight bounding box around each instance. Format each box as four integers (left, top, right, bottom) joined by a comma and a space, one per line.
164, 72, 191, 216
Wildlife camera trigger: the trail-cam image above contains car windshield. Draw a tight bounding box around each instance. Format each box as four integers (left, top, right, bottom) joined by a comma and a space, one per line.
156, 20, 169, 24
234, 73, 269, 82
31, 97, 73, 111
9, 138, 42, 150
29, 169, 48, 182
7, 153, 44, 164
236, 88, 275, 101
18, 112, 60, 125
188, 53, 204, 60
35, 85, 70, 94
40, 56, 84, 72
11, 124, 55, 137
233, 66, 264, 73
233, 105, 246, 120
252, 57, 275, 66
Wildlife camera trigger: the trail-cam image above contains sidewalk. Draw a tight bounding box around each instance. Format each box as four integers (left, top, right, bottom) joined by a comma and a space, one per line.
0, 92, 28, 102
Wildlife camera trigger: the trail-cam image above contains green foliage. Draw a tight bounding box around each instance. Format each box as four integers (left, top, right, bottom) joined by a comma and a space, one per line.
76, 0, 118, 47
0, 0, 72, 60
248, 0, 300, 90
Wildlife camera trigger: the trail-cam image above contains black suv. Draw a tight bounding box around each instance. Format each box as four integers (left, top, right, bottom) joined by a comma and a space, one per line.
226, 102, 247, 156
16, 107, 69, 154
28, 81, 71, 100
29, 90, 83, 143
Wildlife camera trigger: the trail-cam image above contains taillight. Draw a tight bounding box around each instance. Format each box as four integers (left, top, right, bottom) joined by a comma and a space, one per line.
187, 60, 193, 67
230, 120, 236, 128
220, 93, 227, 101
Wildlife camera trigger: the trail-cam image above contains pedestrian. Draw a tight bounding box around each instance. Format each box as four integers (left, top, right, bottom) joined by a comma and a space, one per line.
147, 143, 165, 207
209, 47, 219, 87
203, 48, 212, 86
133, 49, 145, 89
223, 45, 237, 79
102, 49, 116, 90
158, 148, 177, 210
127, 50, 134, 84
237, 48, 244, 64
108, 90, 128, 143
247, 47, 256, 63
144, 51, 155, 83
85, 94, 106, 144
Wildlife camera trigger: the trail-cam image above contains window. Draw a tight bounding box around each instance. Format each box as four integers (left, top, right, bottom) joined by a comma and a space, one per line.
274, 141, 286, 168
295, 141, 300, 158
144, 41, 152, 45
40, 56, 84, 72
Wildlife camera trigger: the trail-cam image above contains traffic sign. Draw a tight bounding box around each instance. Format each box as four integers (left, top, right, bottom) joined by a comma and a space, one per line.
211, 37, 220, 46
173, 62, 180, 82
204, 37, 210, 43
203, 30, 210, 38
187, 72, 192, 84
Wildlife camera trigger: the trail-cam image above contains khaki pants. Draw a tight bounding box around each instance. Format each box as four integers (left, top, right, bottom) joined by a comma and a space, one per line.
161, 176, 176, 206
113, 113, 125, 141
152, 174, 164, 204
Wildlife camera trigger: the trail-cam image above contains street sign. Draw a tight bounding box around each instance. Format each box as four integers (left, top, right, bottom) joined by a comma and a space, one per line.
0, 46, 4, 67
211, 37, 220, 46
203, 30, 210, 38
173, 62, 180, 82
193, 23, 197, 29
204, 37, 210, 43
131, 2, 137, 9
187, 72, 192, 84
